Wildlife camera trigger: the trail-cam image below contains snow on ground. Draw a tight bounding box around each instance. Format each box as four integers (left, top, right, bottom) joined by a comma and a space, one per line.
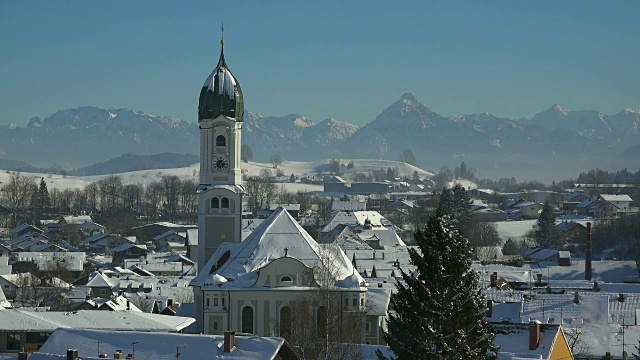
495, 220, 536, 244
445, 178, 477, 190
0, 159, 431, 192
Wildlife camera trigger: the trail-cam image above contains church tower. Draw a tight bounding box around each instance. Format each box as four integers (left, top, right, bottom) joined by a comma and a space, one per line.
196, 34, 244, 271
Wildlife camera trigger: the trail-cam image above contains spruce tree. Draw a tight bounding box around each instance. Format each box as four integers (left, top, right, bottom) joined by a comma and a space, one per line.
381, 207, 498, 359
439, 185, 472, 232
532, 202, 560, 249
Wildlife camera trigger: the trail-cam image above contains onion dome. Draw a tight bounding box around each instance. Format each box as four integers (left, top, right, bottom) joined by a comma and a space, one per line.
198, 38, 244, 122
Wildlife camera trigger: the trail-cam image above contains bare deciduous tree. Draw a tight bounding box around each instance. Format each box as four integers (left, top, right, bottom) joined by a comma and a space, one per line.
272, 245, 366, 360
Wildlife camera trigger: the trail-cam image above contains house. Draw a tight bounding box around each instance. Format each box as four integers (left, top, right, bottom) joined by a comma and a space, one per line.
153, 230, 187, 252
0, 310, 195, 353
510, 201, 545, 219
30, 328, 298, 360
130, 222, 197, 243
331, 201, 367, 212
492, 323, 573, 360
11, 252, 85, 277
598, 194, 633, 210
9, 224, 45, 240
556, 221, 587, 244
0, 243, 12, 256
111, 243, 147, 267
77, 221, 106, 237
186, 228, 198, 261
523, 249, 571, 266
190, 208, 367, 343
86, 272, 115, 298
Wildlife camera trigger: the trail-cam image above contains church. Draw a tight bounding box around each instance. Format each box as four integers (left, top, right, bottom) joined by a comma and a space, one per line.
189, 37, 375, 344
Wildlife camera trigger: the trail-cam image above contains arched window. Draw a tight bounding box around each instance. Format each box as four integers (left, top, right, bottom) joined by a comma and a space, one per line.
280, 306, 292, 337
221, 197, 230, 208
242, 306, 254, 334
316, 306, 327, 338
211, 197, 219, 208
216, 135, 226, 147
281, 276, 292, 282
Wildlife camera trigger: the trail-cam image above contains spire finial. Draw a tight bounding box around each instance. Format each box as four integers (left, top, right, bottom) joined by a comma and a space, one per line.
220, 23, 224, 45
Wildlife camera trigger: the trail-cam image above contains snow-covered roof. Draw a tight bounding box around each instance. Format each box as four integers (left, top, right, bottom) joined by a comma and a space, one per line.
0, 309, 194, 332
86, 272, 115, 288
196, 184, 244, 194
599, 194, 633, 202
493, 324, 562, 360
36, 328, 286, 360
14, 252, 85, 272
192, 207, 363, 289
358, 229, 406, 248
10, 223, 43, 234
62, 215, 93, 225
78, 221, 105, 229
111, 243, 146, 253
186, 228, 198, 246
85, 233, 109, 243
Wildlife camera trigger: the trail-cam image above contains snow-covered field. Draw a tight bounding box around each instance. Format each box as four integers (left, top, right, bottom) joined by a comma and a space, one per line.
0, 158, 432, 192
495, 220, 536, 244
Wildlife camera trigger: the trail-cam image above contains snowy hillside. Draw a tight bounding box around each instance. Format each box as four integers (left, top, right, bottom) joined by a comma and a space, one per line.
0, 158, 433, 192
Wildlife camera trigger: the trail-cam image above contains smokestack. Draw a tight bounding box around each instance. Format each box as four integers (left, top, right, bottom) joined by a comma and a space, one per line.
585, 222, 592, 281
529, 323, 541, 350
224, 331, 236, 352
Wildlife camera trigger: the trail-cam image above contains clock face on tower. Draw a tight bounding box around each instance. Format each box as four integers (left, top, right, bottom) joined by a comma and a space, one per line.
212, 155, 229, 172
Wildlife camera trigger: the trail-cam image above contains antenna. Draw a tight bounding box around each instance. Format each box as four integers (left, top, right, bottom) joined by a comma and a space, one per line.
174, 345, 187, 360
221, 23, 225, 44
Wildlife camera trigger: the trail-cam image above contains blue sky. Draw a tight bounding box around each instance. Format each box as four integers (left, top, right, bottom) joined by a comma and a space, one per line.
1, 1, 638, 126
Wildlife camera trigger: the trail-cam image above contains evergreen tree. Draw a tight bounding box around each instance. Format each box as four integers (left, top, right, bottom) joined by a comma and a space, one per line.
502, 238, 520, 255
381, 207, 498, 359
439, 185, 472, 231
532, 202, 561, 249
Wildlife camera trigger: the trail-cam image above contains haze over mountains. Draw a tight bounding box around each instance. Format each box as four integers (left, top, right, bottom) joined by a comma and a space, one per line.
2, 94, 639, 181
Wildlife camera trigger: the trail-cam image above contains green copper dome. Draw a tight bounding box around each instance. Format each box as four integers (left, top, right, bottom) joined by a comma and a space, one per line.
198, 43, 244, 122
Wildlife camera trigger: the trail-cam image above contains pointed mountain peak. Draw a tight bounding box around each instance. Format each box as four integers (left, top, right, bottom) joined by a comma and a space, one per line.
401, 92, 418, 102
549, 104, 569, 116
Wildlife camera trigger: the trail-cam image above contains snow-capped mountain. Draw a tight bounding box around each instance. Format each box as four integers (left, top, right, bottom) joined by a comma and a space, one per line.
1, 97, 638, 181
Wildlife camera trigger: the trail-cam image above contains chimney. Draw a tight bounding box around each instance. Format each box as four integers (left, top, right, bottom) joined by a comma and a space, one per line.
619, 293, 625, 302
529, 323, 540, 350
378, 283, 383, 288
490, 272, 498, 287
593, 281, 600, 292
585, 222, 592, 281
486, 300, 493, 318
224, 331, 235, 352
372, 251, 376, 260
18, 352, 29, 360
574, 292, 580, 304
114, 350, 124, 359
126, 299, 130, 310
67, 350, 78, 360
382, 252, 385, 260
536, 273, 543, 284
126, 354, 134, 360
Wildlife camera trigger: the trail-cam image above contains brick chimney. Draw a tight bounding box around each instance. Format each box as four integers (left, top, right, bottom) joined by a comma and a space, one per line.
585, 222, 592, 281
66, 350, 78, 360
114, 350, 124, 359
224, 331, 235, 353
529, 323, 540, 350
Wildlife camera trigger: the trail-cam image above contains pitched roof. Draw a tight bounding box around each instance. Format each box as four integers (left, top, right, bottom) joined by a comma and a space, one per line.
192, 207, 362, 289
86, 272, 115, 288
36, 328, 286, 360
599, 194, 633, 202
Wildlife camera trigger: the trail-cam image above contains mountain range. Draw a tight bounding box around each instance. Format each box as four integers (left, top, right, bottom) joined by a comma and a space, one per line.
1, 94, 639, 181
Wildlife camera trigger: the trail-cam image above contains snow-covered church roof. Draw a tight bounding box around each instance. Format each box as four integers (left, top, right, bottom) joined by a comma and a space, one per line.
191, 207, 364, 289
